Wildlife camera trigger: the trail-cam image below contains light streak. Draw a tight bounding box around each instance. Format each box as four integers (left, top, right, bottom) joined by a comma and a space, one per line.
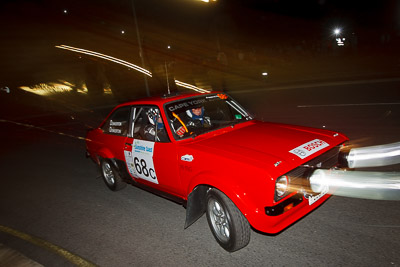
56, 45, 210, 94
234, 77, 400, 95
55, 45, 152, 77
298, 102, 400, 108
0, 119, 89, 142
174, 80, 210, 93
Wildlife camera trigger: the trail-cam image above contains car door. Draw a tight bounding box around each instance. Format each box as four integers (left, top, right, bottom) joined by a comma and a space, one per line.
99, 105, 131, 161
123, 106, 183, 197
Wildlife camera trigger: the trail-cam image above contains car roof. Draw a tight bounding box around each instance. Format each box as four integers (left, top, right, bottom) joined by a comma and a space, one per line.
116, 91, 221, 108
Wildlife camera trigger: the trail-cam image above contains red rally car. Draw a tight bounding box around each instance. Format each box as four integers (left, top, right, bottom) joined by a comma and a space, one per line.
86, 92, 348, 252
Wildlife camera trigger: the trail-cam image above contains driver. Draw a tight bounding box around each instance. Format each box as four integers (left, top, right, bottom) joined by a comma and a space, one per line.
170, 105, 211, 138
185, 106, 211, 130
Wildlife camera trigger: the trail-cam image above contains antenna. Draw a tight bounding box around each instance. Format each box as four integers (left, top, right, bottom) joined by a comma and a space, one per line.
165, 61, 170, 95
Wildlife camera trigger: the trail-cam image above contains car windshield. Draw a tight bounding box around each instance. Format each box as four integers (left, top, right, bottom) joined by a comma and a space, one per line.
164, 93, 252, 140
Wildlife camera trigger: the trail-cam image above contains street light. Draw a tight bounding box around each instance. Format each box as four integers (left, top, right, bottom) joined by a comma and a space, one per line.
333, 28, 345, 46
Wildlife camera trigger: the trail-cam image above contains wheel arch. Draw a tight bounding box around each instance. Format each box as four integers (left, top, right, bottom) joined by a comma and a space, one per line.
97, 148, 115, 163
184, 174, 258, 229
99, 156, 131, 184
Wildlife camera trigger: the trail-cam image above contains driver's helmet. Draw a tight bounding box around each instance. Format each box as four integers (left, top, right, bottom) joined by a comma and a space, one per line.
147, 108, 164, 129
186, 106, 204, 119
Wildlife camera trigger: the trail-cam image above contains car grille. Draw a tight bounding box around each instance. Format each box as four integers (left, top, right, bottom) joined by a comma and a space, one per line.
288, 145, 341, 193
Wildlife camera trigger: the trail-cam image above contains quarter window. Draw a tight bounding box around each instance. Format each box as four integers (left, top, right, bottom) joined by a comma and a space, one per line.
101, 106, 131, 136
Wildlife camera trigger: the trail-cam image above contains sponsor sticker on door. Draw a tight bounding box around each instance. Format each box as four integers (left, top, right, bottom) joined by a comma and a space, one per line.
125, 139, 159, 184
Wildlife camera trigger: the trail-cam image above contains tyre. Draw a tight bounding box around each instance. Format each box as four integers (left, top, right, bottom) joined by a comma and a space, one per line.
206, 188, 251, 252
100, 159, 127, 191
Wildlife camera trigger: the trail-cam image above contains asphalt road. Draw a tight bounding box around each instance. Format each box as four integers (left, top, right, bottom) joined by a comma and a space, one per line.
0, 78, 399, 266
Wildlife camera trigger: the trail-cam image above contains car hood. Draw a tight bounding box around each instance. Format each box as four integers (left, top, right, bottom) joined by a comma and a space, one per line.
189, 121, 348, 171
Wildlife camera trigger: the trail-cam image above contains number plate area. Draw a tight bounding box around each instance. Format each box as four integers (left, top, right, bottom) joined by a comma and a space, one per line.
307, 185, 329, 205
125, 139, 158, 184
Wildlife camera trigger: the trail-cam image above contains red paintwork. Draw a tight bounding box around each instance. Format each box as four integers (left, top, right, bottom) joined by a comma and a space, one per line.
86, 92, 349, 234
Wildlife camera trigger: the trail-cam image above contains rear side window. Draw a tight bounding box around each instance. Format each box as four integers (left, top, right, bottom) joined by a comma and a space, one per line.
101, 106, 131, 136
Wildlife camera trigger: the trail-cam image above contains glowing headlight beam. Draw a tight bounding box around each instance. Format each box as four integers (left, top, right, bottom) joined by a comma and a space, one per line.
55, 45, 152, 77
346, 142, 400, 168
174, 80, 210, 93
309, 169, 400, 201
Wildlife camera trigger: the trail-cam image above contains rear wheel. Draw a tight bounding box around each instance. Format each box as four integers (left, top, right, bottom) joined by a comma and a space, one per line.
100, 159, 127, 191
206, 188, 251, 252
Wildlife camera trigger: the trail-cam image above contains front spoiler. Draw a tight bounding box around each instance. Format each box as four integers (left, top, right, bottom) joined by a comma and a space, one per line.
265, 194, 303, 216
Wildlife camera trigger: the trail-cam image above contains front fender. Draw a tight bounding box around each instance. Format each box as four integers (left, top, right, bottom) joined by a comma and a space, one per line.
186, 172, 262, 221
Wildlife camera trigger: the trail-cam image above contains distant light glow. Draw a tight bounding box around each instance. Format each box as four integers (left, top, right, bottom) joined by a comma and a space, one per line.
121, 30, 125, 34
336, 38, 345, 46
262, 72, 268, 76
0, 87, 10, 94
334, 28, 341, 35
19, 81, 89, 96
55, 45, 152, 77
167, 45, 171, 49
20, 82, 72, 96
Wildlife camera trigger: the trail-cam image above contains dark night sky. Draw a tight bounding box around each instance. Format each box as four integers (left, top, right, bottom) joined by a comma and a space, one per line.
1, 0, 398, 47
0, 0, 400, 99
1, 0, 398, 57
1, 0, 395, 27
0, 0, 397, 57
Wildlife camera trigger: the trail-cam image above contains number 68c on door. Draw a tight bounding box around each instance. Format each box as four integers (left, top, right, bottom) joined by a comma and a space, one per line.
126, 139, 158, 184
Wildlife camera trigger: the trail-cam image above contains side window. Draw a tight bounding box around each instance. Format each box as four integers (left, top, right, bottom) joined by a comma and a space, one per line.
101, 106, 131, 136
131, 106, 169, 143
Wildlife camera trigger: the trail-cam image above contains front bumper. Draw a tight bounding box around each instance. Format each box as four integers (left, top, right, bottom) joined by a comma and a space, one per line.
265, 194, 303, 216
247, 192, 331, 234
252, 146, 340, 233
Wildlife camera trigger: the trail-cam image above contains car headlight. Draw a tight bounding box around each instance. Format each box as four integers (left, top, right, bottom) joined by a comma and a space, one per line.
275, 175, 289, 198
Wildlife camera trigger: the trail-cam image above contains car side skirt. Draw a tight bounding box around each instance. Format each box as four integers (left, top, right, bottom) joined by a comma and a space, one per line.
114, 159, 187, 205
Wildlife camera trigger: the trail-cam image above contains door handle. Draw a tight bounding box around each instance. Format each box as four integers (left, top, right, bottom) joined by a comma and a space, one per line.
125, 142, 132, 149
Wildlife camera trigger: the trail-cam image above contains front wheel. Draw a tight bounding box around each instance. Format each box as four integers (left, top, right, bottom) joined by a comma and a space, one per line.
100, 159, 127, 191
206, 188, 251, 252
